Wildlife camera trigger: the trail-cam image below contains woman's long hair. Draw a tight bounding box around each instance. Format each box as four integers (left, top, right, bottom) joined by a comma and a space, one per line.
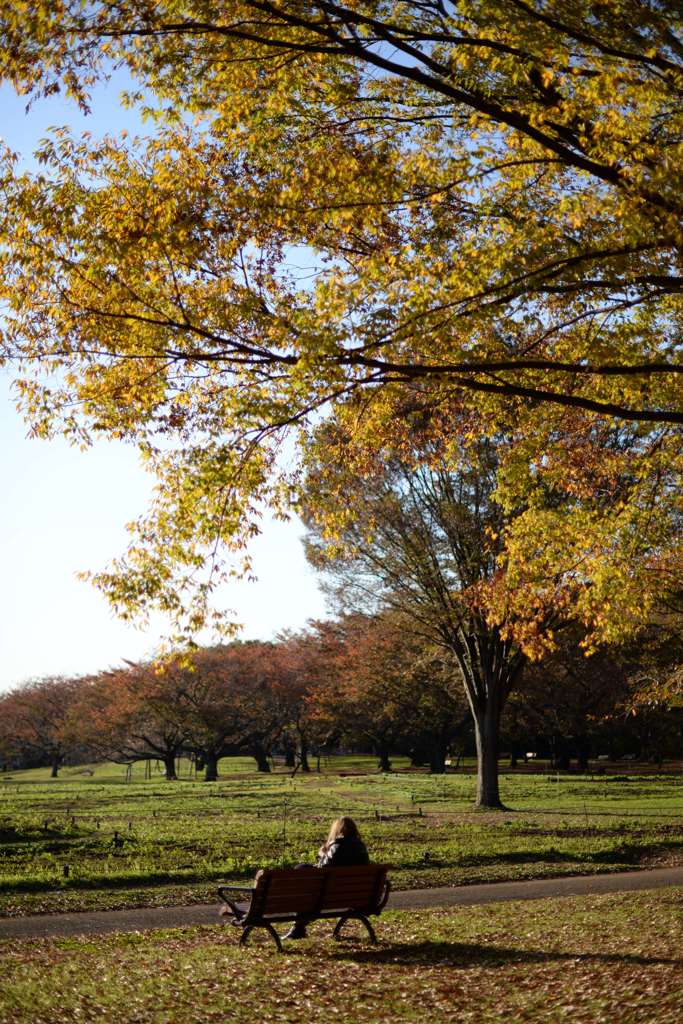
326, 816, 361, 845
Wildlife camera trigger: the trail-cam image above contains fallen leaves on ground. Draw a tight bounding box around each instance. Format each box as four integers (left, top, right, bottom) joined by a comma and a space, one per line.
1, 888, 681, 1023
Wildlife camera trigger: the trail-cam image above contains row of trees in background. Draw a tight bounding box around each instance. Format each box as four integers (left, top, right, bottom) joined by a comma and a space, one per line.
1, 612, 679, 788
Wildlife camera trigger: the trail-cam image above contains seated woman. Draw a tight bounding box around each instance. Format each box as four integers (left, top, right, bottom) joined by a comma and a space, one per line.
317, 815, 369, 869
283, 816, 369, 940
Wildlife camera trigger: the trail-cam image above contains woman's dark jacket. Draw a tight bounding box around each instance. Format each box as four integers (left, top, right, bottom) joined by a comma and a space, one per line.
317, 835, 369, 868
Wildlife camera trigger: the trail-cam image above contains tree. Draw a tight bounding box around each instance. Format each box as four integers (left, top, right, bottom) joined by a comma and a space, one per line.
620, 603, 683, 709
506, 633, 631, 769
307, 613, 470, 773
0, 676, 86, 776
611, 606, 683, 764
0, 1, 680, 643
187, 640, 290, 774
301, 420, 529, 806
142, 647, 244, 782
83, 662, 190, 779
271, 632, 324, 773
503, 607, 683, 766
82, 642, 290, 776
307, 615, 421, 773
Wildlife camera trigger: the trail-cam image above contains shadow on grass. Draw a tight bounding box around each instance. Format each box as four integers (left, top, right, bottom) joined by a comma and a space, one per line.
416, 839, 682, 872
327, 940, 681, 970
455, 850, 580, 867
510, 808, 683, 819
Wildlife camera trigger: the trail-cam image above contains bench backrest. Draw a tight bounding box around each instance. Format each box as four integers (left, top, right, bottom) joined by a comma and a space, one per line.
247, 864, 389, 920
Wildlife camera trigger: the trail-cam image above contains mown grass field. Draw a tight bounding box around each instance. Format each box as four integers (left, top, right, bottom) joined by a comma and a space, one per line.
1, 888, 681, 1023
1, 757, 681, 917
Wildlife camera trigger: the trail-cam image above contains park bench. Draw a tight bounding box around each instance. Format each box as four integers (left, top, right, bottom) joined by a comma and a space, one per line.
217, 863, 391, 952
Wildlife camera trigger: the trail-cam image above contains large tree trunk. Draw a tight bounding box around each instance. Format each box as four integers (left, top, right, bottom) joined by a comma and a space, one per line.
452, 629, 522, 809
429, 726, 449, 774
299, 735, 311, 773
50, 757, 60, 779
163, 753, 178, 780
282, 735, 296, 768
472, 693, 504, 809
203, 750, 218, 782
576, 735, 590, 771
551, 734, 571, 771
253, 744, 271, 773
377, 742, 392, 773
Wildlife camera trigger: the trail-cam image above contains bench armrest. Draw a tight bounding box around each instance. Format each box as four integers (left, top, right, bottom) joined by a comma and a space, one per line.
218, 884, 255, 900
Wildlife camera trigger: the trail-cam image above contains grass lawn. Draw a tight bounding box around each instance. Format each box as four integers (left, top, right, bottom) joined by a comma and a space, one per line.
1, 758, 681, 917
1, 888, 681, 1023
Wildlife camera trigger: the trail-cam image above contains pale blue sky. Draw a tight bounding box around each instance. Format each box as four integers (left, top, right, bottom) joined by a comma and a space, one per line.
0, 80, 326, 692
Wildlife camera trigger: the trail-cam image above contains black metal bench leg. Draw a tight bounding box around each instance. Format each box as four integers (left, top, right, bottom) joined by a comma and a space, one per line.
238, 924, 283, 952
264, 923, 284, 953
333, 914, 378, 944
358, 915, 378, 944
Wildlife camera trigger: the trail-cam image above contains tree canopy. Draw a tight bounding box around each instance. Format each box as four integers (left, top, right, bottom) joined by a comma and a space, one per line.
0, 1, 680, 641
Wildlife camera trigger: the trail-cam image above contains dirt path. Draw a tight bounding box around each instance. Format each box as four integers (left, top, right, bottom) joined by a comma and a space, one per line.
1, 867, 681, 941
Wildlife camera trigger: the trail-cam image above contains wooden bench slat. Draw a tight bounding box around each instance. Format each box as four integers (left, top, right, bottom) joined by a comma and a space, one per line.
322, 877, 379, 891
259, 898, 323, 914
259, 878, 325, 891
323, 880, 382, 897
260, 883, 377, 895
321, 893, 377, 905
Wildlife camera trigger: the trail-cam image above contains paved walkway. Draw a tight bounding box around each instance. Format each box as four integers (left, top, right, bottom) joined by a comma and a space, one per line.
1, 867, 681, 941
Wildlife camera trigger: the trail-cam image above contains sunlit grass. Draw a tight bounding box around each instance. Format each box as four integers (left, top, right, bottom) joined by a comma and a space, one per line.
1, 758, 681, 917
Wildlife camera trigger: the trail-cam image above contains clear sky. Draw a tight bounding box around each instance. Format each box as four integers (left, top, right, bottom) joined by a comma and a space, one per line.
0, 80, 327, 692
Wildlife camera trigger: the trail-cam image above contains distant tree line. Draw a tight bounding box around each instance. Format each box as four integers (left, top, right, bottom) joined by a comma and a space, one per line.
1, 612, 680, 786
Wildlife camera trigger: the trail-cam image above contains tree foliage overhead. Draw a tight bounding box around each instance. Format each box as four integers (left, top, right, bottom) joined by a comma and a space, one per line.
0, 1, 680, 640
